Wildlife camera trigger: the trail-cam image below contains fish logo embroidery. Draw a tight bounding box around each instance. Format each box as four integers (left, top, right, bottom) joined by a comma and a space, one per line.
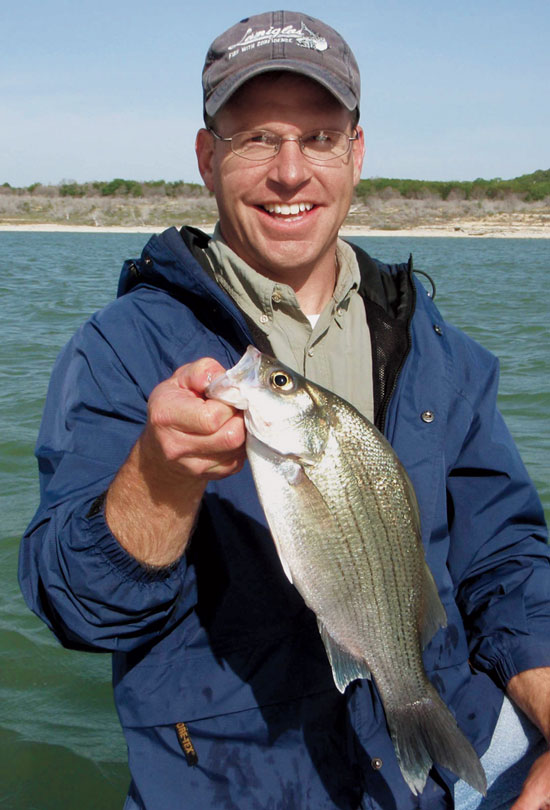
227, 22, 328, 59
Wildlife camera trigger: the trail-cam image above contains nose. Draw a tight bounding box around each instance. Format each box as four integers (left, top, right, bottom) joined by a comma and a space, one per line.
268, 137, 311, 189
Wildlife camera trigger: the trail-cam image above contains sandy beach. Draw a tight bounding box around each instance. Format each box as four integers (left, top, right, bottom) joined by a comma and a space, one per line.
1, 221, 549, 238
2, 188, 548, 238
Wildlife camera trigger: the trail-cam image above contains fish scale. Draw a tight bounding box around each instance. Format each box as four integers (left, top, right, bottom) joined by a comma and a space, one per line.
206, 345, 487, 797
309, 399, 422, 664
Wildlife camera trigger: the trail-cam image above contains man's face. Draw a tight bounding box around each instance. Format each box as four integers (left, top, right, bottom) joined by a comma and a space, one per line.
196, 74, 364, 285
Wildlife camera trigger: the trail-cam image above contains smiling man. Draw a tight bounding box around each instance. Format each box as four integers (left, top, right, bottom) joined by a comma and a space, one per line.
196, 72, 363, 307
19, 10, 550, 810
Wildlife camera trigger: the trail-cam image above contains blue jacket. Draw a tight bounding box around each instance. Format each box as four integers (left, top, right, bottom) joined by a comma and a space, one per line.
19, 227, 550, 809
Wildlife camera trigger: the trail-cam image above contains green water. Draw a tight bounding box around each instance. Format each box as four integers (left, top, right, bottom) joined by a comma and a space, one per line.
1, 232, 548, 808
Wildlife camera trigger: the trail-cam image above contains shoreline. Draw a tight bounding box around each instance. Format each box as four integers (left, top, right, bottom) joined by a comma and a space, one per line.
1, 222, 549, 238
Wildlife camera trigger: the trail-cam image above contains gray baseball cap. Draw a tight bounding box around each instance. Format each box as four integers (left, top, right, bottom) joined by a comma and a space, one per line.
202, 10, 360, 120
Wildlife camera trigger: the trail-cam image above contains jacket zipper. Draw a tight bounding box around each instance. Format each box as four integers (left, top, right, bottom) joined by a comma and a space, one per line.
379, 261, 417, 436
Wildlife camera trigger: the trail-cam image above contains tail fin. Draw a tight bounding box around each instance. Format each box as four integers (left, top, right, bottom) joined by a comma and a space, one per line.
386, 684, 487, 797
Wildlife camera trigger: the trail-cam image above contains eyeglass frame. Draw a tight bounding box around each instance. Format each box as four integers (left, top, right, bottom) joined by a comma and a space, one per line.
207, 127, 359, 163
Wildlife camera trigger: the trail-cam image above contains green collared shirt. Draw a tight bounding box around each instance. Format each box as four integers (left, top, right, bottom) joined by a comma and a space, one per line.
202, 224, 374, 422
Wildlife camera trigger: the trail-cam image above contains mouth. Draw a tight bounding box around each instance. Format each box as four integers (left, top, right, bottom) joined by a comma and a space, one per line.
260, 202, 315, 218
205, 346, 261, 410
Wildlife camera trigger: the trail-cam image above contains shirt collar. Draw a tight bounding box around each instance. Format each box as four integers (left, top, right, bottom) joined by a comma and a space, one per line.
202, 222, 360, 334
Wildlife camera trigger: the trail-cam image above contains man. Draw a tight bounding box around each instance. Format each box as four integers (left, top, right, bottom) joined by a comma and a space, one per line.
19, 10, 550, 810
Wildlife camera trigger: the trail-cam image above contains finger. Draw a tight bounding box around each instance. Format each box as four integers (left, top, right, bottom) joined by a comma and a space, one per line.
173, 357, 228, 396
509, 751, 550, 810
176, 411, 246, 453
151, 392, 245, 438
139, 414, 246, 474
187, 447, 247, 480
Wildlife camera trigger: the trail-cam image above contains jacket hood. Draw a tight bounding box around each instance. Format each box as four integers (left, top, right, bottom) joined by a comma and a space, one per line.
118, 226, 225, 304
117, 226, 254, 350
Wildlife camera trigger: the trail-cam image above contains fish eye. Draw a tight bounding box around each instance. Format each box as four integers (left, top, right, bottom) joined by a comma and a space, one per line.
269, 371, 294, 391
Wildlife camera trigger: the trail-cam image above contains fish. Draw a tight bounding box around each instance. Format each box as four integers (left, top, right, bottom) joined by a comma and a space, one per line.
205, 345, 486, 797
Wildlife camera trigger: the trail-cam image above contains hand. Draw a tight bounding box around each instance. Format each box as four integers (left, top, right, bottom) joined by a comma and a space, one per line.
140, 357, 247, 484
510, 749, 550, 810
507, 669, 550, 810
105, 357, 246, 566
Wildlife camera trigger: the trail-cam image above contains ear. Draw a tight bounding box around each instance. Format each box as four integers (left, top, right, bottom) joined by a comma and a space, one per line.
352, 125, 366, 187
195, 128, 216, 192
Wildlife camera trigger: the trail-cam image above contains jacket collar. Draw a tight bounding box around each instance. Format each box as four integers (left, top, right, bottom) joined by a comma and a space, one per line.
116, 227, 416, 429
118, 226, 415, 321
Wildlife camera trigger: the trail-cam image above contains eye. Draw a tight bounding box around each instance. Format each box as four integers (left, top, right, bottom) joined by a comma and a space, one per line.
311, 131, 331, 142
303, 130, 334, 147
269, 371, 294, 391
247, 131, 278, 145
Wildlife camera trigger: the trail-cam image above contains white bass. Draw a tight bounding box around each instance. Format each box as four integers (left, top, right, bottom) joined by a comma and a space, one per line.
206, 345, 486, 797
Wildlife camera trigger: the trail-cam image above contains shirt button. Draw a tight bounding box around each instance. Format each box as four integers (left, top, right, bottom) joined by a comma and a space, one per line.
421, 410, 435, 423
433, 324, 443, 336
259, 313, 269, 324
307, 348, 315, 357
336, 307, 344, 317
271, 290, 282, 304
371, 757, 383, 770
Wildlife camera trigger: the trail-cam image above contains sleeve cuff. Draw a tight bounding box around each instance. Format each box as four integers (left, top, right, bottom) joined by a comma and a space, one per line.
472, 632, 550, 688
82, 493, 186, 585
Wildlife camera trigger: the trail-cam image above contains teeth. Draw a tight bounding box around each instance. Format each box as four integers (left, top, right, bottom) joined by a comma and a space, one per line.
263, 202, 313, 215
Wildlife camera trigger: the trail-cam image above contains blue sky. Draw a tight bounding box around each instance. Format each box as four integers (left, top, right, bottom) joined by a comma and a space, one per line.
2, 0, 548, 186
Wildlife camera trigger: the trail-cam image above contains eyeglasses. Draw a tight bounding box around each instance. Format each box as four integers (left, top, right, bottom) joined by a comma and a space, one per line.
208, 128, 358, 162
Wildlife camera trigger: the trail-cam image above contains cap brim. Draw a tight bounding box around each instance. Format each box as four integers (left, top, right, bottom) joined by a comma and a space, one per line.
204, 60, 358, 118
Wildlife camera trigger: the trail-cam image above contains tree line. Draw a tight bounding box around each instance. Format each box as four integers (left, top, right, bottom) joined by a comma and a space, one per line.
2, 169, 549, 202
354, 169, 550, 202
0, 179, 210, 199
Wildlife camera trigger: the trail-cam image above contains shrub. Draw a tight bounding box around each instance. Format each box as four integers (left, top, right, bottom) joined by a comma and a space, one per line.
59, 182, 87, 197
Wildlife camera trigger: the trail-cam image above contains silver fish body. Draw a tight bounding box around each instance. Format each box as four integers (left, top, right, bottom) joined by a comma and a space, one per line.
206, 345, 486, 797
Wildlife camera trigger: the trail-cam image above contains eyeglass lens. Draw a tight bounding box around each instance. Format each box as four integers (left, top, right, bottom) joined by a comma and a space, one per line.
231, 130, 353, 161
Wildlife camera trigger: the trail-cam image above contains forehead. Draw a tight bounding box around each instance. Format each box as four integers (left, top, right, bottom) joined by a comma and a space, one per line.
216, 72, 350, 129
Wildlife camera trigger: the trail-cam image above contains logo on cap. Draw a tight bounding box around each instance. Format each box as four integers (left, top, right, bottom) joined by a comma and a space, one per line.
227, 21, 328, 60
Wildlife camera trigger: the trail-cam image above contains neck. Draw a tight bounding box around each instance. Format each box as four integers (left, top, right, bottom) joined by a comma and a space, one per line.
292, 253, 338, 314
214, 222, 339, 314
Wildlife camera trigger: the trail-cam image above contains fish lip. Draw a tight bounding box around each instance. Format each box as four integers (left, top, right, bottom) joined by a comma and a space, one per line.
205, 345, 261, 409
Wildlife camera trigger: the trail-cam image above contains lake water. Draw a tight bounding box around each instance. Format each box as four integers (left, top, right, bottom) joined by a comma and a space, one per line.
1, 231, 548, 809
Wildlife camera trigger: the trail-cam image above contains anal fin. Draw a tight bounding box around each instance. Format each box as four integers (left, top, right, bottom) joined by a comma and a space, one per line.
318, 620, 371, 693
420, 561, 447, 648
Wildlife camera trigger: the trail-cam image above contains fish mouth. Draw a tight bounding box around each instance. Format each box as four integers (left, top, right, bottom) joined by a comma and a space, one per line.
205, 346, 262, 409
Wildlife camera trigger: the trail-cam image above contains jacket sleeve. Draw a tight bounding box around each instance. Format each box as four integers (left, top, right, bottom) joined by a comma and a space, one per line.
445, 334, 550, 688
18, 312, 189, 653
